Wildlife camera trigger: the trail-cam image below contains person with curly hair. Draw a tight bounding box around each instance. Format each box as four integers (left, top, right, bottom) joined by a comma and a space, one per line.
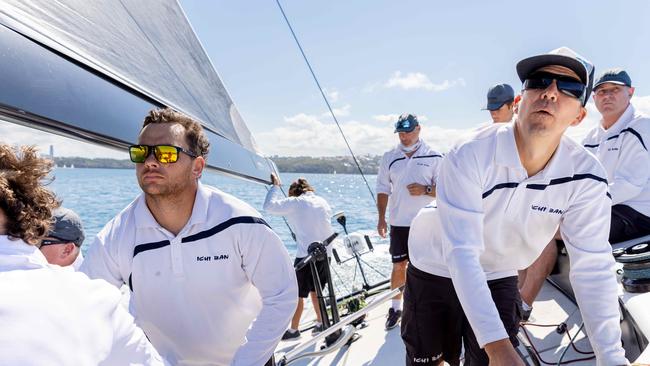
263, 173, 336, 340
0, 143, 165, 365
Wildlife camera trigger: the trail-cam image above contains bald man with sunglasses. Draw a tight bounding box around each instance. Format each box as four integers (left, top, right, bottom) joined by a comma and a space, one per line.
403, 47, 627, 366
81, 108, 297, 366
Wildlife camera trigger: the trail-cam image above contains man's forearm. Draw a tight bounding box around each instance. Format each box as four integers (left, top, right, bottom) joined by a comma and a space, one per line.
377, 194, 389, 219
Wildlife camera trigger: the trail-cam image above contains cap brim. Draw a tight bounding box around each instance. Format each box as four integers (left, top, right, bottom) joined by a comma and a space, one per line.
593, 80, 629, 89
394, 127, 416, 133
516, 54, 587, 84
483, 101, 507, 111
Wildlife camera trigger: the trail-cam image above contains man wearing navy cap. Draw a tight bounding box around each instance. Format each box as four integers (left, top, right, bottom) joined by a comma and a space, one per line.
403, 47, 627, 365
38, 207, 85, 269
585, 68, 650, 243
484, 83, 516, 123
376, 113, 443, 330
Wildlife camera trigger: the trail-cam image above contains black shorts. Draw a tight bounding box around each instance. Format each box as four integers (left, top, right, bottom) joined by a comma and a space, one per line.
390, 225, 410, 263
401, 265, 463, 366
462, 276, 521, 366
294, 257, 329, 298
610, 204, 650, 244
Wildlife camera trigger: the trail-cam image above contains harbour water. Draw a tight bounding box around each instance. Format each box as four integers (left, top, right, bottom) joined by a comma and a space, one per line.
50, 168, 391, 292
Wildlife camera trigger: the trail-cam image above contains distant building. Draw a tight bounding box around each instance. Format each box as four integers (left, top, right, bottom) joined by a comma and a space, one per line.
49, 145, 54, 158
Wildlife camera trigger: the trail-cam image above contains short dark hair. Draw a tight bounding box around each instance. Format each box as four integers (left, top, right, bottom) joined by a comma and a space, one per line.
288, 178, 314, 197
0, 145, 59, 245
142, 108, 210, 158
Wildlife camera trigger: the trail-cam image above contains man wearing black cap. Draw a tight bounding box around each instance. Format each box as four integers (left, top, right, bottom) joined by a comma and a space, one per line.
484, 83, 516, 123
376, 113, 443, 330
38, 207, 85, 269
402, 47, 627, 365
585, 68, 650, 243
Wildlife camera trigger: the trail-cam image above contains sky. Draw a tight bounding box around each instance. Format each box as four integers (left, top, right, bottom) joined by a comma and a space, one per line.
2, 0, 650, 157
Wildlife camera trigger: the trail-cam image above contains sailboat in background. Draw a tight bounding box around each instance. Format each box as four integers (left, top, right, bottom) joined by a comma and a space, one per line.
1, 1, 649, 365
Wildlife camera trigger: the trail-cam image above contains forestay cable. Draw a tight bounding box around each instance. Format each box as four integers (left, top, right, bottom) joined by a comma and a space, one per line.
275, 0, 377, 204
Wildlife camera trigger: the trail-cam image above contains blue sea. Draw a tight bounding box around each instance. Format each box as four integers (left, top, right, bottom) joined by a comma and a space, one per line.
50, 168, 391, 291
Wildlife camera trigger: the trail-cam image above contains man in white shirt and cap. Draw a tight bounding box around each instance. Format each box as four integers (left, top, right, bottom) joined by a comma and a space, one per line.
520, 68, 650, 319
585, 68, 650, 242
376, 113, 443, 330
484, 83, 516, 123
82, 108, 297, 366
403, 47, 627, 366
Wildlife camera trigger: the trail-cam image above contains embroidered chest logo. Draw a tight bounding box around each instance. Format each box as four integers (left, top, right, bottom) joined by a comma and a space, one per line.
416, 162, 430, 167
196, 254, 230, 262
607, 147, 619, 152
531, 205, 563, 215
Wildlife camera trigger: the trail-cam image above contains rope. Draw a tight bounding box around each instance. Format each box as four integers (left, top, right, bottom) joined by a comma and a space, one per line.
275, 0, 376, 204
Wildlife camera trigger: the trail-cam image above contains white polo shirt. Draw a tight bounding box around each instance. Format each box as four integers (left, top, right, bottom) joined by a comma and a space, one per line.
376, 141, 443, 227
409, 123, 626, 365
583, 103, 650, 217
81, 183, 298, 366
263, 187, 335, 258
0, 236, 165, 366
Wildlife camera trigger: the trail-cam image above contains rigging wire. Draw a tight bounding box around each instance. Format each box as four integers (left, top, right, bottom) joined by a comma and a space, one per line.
275, 0, 377, 205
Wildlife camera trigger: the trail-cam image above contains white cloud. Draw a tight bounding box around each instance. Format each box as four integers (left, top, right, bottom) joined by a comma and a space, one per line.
257, 112, 472, 156
0, 121, 121, 158
321, 104, 351, 118
325, 88, 339, 103
383, 71, 465, 92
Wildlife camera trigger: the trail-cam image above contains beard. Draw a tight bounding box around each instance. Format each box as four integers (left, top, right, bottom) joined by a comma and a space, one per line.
138, 166, 194, 200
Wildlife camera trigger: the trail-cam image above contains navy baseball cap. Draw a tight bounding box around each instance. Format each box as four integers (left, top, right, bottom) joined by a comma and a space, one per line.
394, 114, 419, 133
594, 68, 632, 90
483, 84, 515, 111
48, 207, 85, 247
516, 46, 595, 106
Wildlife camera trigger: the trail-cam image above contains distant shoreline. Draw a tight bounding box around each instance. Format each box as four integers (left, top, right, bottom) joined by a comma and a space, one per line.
52, 155, 381, 174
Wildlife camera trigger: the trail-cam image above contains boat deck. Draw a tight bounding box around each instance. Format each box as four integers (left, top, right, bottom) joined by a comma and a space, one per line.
275, 279, 650, 365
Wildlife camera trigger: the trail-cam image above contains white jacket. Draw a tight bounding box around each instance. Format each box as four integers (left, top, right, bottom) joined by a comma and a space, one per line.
410, 123, 626, 365
82, 183, 297, 366
0, 236, 165, 366
263, 187, 335, 258
583, 103, 650, 217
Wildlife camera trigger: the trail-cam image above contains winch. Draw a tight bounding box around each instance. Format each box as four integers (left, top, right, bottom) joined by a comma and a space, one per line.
614, 242, 650, 293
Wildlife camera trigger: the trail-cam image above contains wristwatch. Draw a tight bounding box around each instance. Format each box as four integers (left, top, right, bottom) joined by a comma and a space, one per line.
425, 185, 432, 194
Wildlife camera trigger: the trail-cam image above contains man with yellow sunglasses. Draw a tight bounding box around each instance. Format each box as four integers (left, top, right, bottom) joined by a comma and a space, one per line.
82, 108, 297, 366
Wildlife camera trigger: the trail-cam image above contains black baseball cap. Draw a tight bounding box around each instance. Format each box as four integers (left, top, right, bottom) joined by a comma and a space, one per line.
593, 68, 632, 90
48, 207, 85, 247
483, 84, 515, 111
516, 47, 595, 106
394, 114, 419, 133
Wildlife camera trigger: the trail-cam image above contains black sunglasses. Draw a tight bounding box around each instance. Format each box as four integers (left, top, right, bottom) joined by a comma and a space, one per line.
523, 72, 586, 101
39, 238, 70, 247
129, 144, 197, 164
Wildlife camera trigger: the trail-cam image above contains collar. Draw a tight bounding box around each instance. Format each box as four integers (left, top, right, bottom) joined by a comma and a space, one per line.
494, 123, 575, 181
134, 181, 210, 230
601, 103, 635, 135
494, 123, 523, 169
0, 235, 50, 271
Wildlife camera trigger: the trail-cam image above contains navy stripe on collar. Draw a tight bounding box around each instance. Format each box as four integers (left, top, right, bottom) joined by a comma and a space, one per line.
482, 182, 519, 199
182, 216, 270, 243
132, 216, 271, 258
583, 127, 647, 151
413, 154, 443, 159
388, 157, 406, 170
482, 174, 608, 199
525, 174, 607, 190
